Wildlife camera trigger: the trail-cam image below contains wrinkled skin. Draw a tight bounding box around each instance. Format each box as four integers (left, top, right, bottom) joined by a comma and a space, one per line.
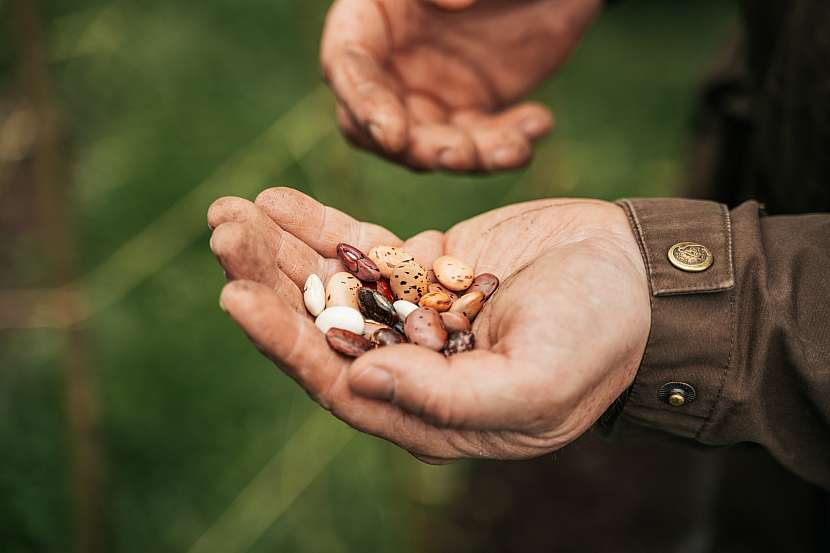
321, 0, 602, 171
209, 188, 650, 463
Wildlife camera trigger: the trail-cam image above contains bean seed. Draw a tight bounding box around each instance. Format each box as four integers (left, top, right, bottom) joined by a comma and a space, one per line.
440, 311, 471, 333
326, 328, 371, 357
443, 330, 475, 356
467, 273, 500, 300
449, 291, 485, 321
433, 255, 474, 292
370, 327, 407, 347
419, 291, 452, 312
404, 307, 447, 351
357, 287, 398, 326
368, 246, 415, 278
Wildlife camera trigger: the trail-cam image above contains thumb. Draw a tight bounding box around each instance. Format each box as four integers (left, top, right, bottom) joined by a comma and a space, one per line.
348, 344, 539, 430
423, 0, 479, 10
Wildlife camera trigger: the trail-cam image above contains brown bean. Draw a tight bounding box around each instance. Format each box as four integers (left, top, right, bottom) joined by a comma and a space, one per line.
467, 273, 500, 300
367, 246, 415, 278
362, 320, 389, 338
428, 283, 458, 302
403, 307, 447, 351
449, 291, 485, 321
440, 311, 471, 333
443, 330, 475, 356
326, 328, 371, 357
418, 291, 452, 312
370, 327, 407, 347
376, 278, 394, 301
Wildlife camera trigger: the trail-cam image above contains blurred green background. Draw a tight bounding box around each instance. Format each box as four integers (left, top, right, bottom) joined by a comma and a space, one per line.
1, 0, 736, 551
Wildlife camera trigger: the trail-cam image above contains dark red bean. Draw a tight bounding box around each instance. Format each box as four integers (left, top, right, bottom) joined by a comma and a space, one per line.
326, 328, 371, 358
375, 278, 394, 302
336, 242, 380, 282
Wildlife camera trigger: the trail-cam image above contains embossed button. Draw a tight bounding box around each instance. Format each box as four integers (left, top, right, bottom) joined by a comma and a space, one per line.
658, 382, 696, 407
667, 242, 713, 272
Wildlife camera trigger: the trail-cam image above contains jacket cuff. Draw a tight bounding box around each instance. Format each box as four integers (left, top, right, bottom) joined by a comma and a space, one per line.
614, 198, 737, 439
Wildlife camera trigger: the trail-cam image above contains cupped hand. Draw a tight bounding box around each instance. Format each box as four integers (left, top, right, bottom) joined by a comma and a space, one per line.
321, 0, 602, 172
208, 188, 649, 462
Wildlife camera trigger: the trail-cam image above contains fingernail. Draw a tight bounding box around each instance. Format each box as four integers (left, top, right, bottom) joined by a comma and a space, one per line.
351, 366, 395, 400
492, 146, 518, 167
438, 148, 458, 170
368, 123, 387, 149
520, 117, 546, 136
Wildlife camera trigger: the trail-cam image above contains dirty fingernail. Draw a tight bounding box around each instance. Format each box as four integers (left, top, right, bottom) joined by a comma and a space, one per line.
368, 123, 387, 148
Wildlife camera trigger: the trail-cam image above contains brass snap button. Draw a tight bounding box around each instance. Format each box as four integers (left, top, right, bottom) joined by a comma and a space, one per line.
658, 382, 696, 407
667, 242, 713, 272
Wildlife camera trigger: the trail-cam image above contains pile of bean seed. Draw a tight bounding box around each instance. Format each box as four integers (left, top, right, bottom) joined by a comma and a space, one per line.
302, 243, 499, 358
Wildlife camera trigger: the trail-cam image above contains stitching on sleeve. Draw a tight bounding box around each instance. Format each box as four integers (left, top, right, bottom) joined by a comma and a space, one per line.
620, 200, 657, 290
695, 210, 737, 440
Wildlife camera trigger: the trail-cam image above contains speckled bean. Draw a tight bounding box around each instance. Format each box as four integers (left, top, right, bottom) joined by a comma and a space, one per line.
403, 307, 447, 351
368, 246, 415, 278
418, 291, 452, 312
443, 330, 475, 356
433, 255, 474, 292
390, 260, 429, 302
325, 272, 361, 309
428, 283, 458, 302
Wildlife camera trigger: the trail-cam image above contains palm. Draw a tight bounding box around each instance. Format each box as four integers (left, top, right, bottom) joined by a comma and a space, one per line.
321, 0, 602, 171
209, 189, 649, 462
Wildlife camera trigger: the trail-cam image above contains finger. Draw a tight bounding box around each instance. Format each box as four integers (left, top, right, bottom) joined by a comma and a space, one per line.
402, 230, 444, 269
336, 102, 377, 151
220, 280, 474, 459
348, 344, 544, 430
423, 0, 479, 10
491, 102, 554, 141
255, 187, 402, 257
403, 123, 477, 171
209, 222, 305, 314
452, 110, 533, 171
221, 280, 347, 402
207, 196, 259, 230
208, 197, 339, 287
405, 93, 447, 125
325, 47, 408, 153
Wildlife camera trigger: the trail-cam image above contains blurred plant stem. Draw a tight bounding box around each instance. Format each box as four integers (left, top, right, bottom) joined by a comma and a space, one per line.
10, 1, 105, 552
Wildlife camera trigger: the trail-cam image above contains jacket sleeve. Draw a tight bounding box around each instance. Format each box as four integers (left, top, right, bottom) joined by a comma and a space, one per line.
615, 198, 830, 489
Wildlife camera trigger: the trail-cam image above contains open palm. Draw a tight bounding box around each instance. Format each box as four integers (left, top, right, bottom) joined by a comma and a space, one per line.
322, 0, 602, 171
208, 188, 649, 462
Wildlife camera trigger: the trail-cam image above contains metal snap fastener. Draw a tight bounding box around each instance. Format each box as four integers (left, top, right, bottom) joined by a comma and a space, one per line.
658, 382, 696, 407
668, 242, 713, 272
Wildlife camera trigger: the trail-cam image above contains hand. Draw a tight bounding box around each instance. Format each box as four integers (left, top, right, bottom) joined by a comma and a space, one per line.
321, 0, 602, 172
208, 188, 650, 462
